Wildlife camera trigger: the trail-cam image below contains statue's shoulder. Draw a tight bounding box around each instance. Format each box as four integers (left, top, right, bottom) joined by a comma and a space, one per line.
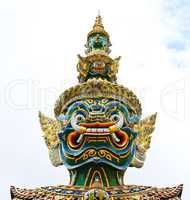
10, 185, 84, 200
10, 184, 183, 200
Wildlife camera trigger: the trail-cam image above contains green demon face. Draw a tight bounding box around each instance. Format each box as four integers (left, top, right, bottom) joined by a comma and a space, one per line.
58, 98, 140, 170
88, 34, 108, 49
85, 33, 111, 54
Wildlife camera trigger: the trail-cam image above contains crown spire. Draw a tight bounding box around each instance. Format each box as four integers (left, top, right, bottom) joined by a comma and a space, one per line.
93, 14, 104, 32
85, 15, 111, 56
77, 15, 120, 83
87, 15, 110, 43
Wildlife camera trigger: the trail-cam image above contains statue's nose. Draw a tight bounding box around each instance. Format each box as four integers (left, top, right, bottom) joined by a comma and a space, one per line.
89, 105, 105, 112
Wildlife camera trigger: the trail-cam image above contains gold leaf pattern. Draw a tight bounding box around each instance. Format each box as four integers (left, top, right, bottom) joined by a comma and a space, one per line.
39, 112, 62, 149
133, 113, 157, 151
130, 113, 157, 168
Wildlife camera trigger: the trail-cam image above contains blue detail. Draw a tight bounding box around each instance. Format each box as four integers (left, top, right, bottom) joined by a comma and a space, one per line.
57, 98, 141, 171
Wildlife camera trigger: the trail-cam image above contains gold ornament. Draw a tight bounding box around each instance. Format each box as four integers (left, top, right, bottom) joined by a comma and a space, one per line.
54, 78, 142, 117
39, 112, 62, 149
130, 113, 157, 168
87, 15, 110, 40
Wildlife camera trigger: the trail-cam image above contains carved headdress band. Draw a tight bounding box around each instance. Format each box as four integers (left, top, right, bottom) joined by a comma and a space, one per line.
54, 78, 142, 117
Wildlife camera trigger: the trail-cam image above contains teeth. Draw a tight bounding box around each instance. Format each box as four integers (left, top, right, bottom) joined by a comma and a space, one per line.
86, 128, 95, 133
112, 133, 120, 142
103, 128, 109, 132
86, 128, 110, 133
87, 128, 95, 132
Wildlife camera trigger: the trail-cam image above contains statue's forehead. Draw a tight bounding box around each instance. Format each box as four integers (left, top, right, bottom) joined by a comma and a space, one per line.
69, 98, 122, 107
65, 98, 130, 116
85, 98, 109, 104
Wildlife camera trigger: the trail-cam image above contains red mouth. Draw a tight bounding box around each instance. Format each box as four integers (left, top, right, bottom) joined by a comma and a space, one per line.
67, 121, 129, 150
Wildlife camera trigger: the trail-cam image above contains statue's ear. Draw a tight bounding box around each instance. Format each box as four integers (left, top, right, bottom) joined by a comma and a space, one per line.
39, 111, 63, 167
130, 113, 157, 168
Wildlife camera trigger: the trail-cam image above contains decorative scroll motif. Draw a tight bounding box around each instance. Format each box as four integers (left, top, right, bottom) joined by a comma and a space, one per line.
75, 149, 97, 162
72, 149, 121, 163
98, 149, 113, 161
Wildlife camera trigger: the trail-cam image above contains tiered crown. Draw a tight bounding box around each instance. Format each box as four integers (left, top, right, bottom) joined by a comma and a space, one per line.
54, 15, 141, 118
77, 15, 121, 83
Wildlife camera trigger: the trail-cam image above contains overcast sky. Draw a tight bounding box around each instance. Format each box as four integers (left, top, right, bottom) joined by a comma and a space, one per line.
0, 0, 190, 199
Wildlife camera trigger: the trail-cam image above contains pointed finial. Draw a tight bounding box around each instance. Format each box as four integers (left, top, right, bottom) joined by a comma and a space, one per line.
93, 14, 104, 31
87, 14, 109, 39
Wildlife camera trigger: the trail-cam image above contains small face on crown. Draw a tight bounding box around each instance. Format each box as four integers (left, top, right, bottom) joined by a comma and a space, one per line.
58, 98, 140, 170
85, 33, 111, 54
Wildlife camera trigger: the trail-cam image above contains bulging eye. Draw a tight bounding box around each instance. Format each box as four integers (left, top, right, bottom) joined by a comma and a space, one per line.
110, 114, 120, 122
109, 112, 124, 130
71, 113, 86, 133
76, 114, 85, 122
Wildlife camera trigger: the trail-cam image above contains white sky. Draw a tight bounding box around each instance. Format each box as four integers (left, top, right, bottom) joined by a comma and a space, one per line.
0, 0, 190, 199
